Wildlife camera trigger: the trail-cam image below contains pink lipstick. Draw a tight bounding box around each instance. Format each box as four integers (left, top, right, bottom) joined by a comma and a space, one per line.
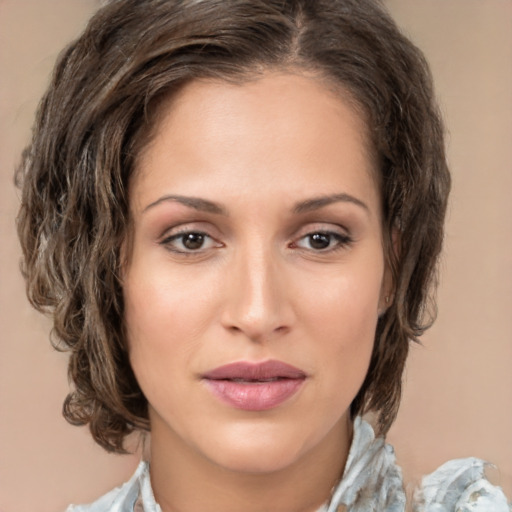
202, 360, 306, 411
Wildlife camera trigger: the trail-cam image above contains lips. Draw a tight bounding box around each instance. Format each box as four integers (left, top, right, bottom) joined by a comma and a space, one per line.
202, 360, 307, 411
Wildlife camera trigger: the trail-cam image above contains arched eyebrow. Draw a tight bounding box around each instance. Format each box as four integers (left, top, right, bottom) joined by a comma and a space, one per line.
143, 195, 228, 215
293, 193, 369, 214
143, 192, 368, 216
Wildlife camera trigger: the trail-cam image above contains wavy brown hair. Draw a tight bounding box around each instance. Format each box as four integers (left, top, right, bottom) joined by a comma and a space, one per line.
16, 0, 450, 453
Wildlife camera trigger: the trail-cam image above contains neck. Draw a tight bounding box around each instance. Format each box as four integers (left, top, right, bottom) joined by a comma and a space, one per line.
149, 416, 352, 512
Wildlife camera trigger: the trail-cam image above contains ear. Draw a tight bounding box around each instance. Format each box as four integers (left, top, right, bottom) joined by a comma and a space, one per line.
378, 267, 392, 317
378, 227, 400, 316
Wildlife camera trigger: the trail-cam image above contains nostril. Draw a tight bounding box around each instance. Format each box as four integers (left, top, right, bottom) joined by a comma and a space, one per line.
224, 322, 290, 342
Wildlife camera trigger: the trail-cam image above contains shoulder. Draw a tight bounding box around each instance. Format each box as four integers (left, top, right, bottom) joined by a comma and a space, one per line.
413, 457, 511, 512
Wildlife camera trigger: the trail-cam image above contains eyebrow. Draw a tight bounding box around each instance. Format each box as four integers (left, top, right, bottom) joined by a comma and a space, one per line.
293, 193, 369, 214
143, 192, 368, 216
143, 195, 228, 215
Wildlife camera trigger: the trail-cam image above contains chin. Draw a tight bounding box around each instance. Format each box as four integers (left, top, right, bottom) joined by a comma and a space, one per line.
197, 420, 327, 475
209, 439, 306, 475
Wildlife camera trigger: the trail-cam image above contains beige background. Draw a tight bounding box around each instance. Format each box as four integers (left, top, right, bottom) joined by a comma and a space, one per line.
0, 1, 511, 511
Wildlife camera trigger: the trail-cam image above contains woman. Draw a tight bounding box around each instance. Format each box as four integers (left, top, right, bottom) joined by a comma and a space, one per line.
15, 0, 511, 510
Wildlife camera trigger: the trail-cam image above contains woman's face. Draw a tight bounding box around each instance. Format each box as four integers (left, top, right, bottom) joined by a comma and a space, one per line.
123, 72, 388, 475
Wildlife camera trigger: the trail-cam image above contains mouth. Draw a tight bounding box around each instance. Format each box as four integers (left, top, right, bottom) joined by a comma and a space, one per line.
201, 360, 307, 411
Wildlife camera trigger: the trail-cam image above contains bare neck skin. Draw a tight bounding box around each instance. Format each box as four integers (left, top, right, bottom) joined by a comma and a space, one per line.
149, 411, 352, 512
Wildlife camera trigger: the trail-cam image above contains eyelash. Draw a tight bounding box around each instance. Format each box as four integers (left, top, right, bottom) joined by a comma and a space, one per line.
159, 229, 353, 255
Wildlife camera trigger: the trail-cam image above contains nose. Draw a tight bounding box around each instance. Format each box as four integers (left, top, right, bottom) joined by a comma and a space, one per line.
221, 245, 294, 343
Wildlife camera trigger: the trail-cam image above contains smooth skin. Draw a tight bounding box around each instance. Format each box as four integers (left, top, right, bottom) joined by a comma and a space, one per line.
123, 71, 390, 512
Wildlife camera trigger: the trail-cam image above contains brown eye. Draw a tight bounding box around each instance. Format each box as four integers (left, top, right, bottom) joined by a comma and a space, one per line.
161, 231, 221, 253
182, 233, 206, 250
309, 233, 331, 250
294, 231, 352, 252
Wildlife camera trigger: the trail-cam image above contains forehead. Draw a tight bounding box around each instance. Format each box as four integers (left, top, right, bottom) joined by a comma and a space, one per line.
139, 70, 374, 154
132, 71, 380, 213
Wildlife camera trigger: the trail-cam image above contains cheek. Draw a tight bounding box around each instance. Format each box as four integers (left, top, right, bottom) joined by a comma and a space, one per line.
298, 260, 382, 385
122, 258, 228, 394
123, 267, 191, 376
303, 262, 382, 337
124, 259, 213, 337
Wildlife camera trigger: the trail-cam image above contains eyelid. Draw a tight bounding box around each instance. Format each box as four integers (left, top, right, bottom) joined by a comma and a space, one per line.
292, 222, 350, 239
158, 220, 221, 242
